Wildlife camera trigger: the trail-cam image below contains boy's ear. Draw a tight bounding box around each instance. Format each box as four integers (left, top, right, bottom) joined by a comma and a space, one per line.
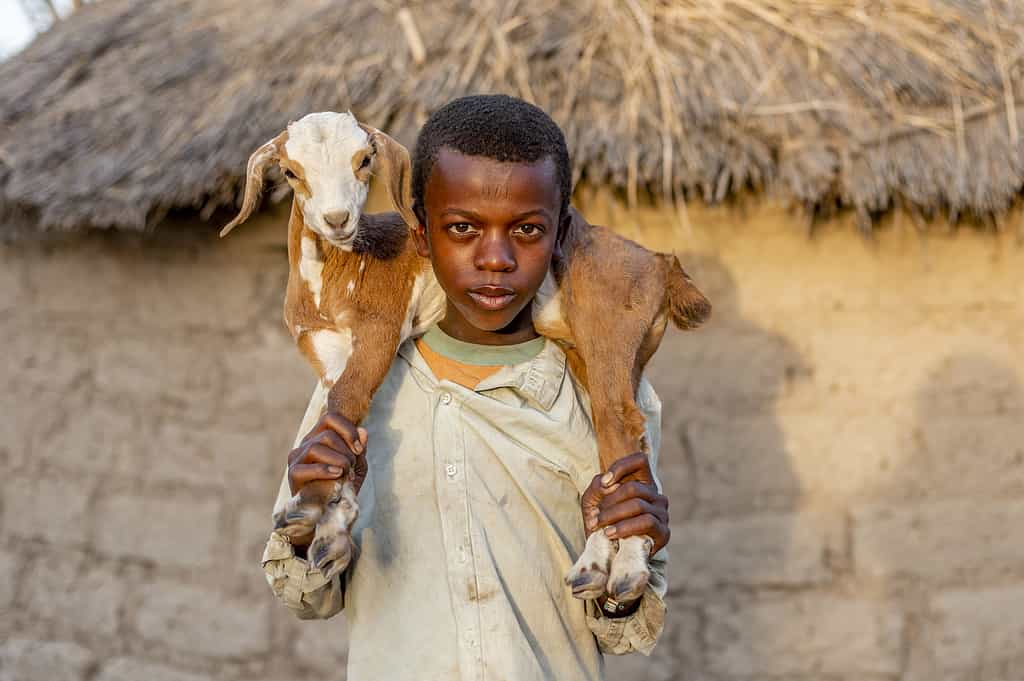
410, 213, 430, 258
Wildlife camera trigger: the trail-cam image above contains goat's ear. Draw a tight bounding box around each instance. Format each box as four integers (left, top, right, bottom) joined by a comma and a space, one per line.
220, 131, 286, 237
359, 123, 417, 231
556, 205, 586, 262
664, 255, 712, 330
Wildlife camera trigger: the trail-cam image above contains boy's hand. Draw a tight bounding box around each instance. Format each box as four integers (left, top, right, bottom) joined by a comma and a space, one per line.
580, 453, 670, 555
287, 412, 369, 496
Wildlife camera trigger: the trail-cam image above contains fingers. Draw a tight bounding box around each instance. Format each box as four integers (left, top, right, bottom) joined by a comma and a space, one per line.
600, 452, 652, 487
303, 442, 354, 470
289, 460, 343, 490
597, 497, 668, 528
602, 513, 670, 549
600, 480, 663, 509
287, 412, 368, 494
312, 412, 367, 456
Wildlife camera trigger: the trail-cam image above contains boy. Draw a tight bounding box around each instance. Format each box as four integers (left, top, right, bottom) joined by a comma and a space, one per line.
262, 94, 671, 680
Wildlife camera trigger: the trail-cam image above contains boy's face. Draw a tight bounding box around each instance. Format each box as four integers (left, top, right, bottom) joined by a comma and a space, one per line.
413, 147, 561, 345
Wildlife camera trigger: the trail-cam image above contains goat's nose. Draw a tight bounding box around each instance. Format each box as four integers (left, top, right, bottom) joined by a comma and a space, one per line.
323, 210, 350, 231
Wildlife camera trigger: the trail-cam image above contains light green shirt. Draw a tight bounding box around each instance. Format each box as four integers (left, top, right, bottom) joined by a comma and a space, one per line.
263, 335, 668, 681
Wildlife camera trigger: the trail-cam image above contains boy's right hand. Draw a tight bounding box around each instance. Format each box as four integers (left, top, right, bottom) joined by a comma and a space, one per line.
287, 412, 369, 496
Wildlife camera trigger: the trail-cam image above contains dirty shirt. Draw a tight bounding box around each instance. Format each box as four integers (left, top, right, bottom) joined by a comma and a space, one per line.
262, 325, 668, 681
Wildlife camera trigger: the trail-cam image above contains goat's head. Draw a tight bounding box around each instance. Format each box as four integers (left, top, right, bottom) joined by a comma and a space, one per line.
220, 111, 415, 250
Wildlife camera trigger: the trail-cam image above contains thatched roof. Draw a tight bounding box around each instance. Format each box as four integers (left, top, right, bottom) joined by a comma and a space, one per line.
1, 0, 1023, 236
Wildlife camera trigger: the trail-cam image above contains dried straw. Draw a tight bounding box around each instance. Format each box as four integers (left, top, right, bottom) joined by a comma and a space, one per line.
0, 0, 1021, 235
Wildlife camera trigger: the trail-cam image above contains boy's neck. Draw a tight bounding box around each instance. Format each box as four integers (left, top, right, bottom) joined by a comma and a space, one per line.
421, 324, 545, 367
437, 302, 539, 346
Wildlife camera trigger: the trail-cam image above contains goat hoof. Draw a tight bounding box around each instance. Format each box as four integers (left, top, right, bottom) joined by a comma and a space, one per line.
566, 530, 617, 600
274, 504, 323, 532
567, 564, 609, 600
607, 535, 652, 602
608, 570, 649, 602
310, 532, 353, 578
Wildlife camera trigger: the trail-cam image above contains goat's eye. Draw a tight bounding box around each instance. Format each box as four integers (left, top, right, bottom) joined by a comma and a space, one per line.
283, 168, 296, 180
359, 155, 371, 170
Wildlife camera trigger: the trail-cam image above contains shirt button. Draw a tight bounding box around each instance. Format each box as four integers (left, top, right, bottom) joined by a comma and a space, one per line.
446, 463, 457, 478
440, 392, 452, 405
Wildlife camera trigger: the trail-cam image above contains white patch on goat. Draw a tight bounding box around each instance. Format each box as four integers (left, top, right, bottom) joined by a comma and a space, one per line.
532, 269, 573, 343
300, 235, 324, 309
317, 480, 359, 533
608, 534, 653, 602
285, 112, 371, 246
311, 328, 353, 385
358, 257, 366, 273
346, 280, 356, 297
565, 530, 615, 599
404, 270, 446, 340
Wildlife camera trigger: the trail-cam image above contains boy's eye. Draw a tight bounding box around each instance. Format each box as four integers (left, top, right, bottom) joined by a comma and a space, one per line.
447, 223, 478, 235
283, 168, 297, 180
514, 223, 545, 237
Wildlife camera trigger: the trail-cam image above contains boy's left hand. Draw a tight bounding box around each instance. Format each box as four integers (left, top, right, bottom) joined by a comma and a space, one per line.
580, 452, 670, 555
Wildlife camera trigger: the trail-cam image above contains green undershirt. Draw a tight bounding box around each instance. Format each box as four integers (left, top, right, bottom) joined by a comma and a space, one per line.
420, 324, 546, 366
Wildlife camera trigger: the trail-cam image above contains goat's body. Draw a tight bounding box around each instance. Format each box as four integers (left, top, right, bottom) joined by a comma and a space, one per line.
285, 202, 443, 411
273, 202, 445, 572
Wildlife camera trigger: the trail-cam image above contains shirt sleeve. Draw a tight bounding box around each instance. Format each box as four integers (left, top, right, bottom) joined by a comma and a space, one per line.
584, 377, 669, 655
261, 382, 348, 620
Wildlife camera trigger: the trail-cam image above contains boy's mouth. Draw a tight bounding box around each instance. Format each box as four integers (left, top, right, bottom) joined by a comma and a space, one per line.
467, 285, 516, 311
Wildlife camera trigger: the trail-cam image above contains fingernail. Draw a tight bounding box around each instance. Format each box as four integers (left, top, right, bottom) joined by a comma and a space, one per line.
601, 472, 614, 486
353, 441, 363, 454
327, 466, 342, 475
604, 526, 617, 538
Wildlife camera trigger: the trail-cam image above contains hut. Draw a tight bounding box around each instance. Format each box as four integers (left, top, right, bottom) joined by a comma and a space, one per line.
1, 1, 1022, 679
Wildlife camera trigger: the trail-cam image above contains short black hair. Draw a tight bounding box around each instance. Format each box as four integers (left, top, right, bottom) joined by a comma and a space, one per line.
411, 94, 572, 225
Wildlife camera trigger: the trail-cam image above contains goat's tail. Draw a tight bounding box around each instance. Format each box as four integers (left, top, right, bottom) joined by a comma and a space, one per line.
664, 254, 711, 330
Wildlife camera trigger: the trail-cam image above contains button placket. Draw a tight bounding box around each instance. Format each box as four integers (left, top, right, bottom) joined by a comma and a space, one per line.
433, 386, 481, 680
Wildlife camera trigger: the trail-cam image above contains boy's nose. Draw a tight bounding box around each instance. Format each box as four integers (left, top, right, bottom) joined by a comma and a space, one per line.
475, 234, 516, 272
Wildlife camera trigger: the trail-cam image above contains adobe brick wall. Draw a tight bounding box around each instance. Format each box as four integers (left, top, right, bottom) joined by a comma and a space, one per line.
1, 194, 1021, 681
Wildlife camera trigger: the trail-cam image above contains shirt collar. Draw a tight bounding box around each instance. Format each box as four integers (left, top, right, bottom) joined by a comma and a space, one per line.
398, 335, 566, 412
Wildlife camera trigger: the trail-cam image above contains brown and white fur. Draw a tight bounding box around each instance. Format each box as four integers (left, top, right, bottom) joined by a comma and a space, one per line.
222, 111, 710, 602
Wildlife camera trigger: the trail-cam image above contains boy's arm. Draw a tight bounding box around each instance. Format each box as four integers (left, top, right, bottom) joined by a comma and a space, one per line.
261, 383, 351, 620
583, 377, 669, 656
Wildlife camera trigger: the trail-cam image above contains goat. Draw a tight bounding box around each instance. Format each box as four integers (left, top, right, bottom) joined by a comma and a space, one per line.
221, 111, 710, 604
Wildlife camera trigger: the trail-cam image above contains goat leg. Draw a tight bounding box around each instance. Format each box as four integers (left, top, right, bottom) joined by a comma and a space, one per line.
558, 227, 666, 602
563, 359, 656, 601
305, 322, 405, 575
308, 474, 359, 578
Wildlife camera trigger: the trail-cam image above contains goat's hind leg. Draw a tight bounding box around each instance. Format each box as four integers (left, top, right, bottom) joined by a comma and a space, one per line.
561, 243, 660, 602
